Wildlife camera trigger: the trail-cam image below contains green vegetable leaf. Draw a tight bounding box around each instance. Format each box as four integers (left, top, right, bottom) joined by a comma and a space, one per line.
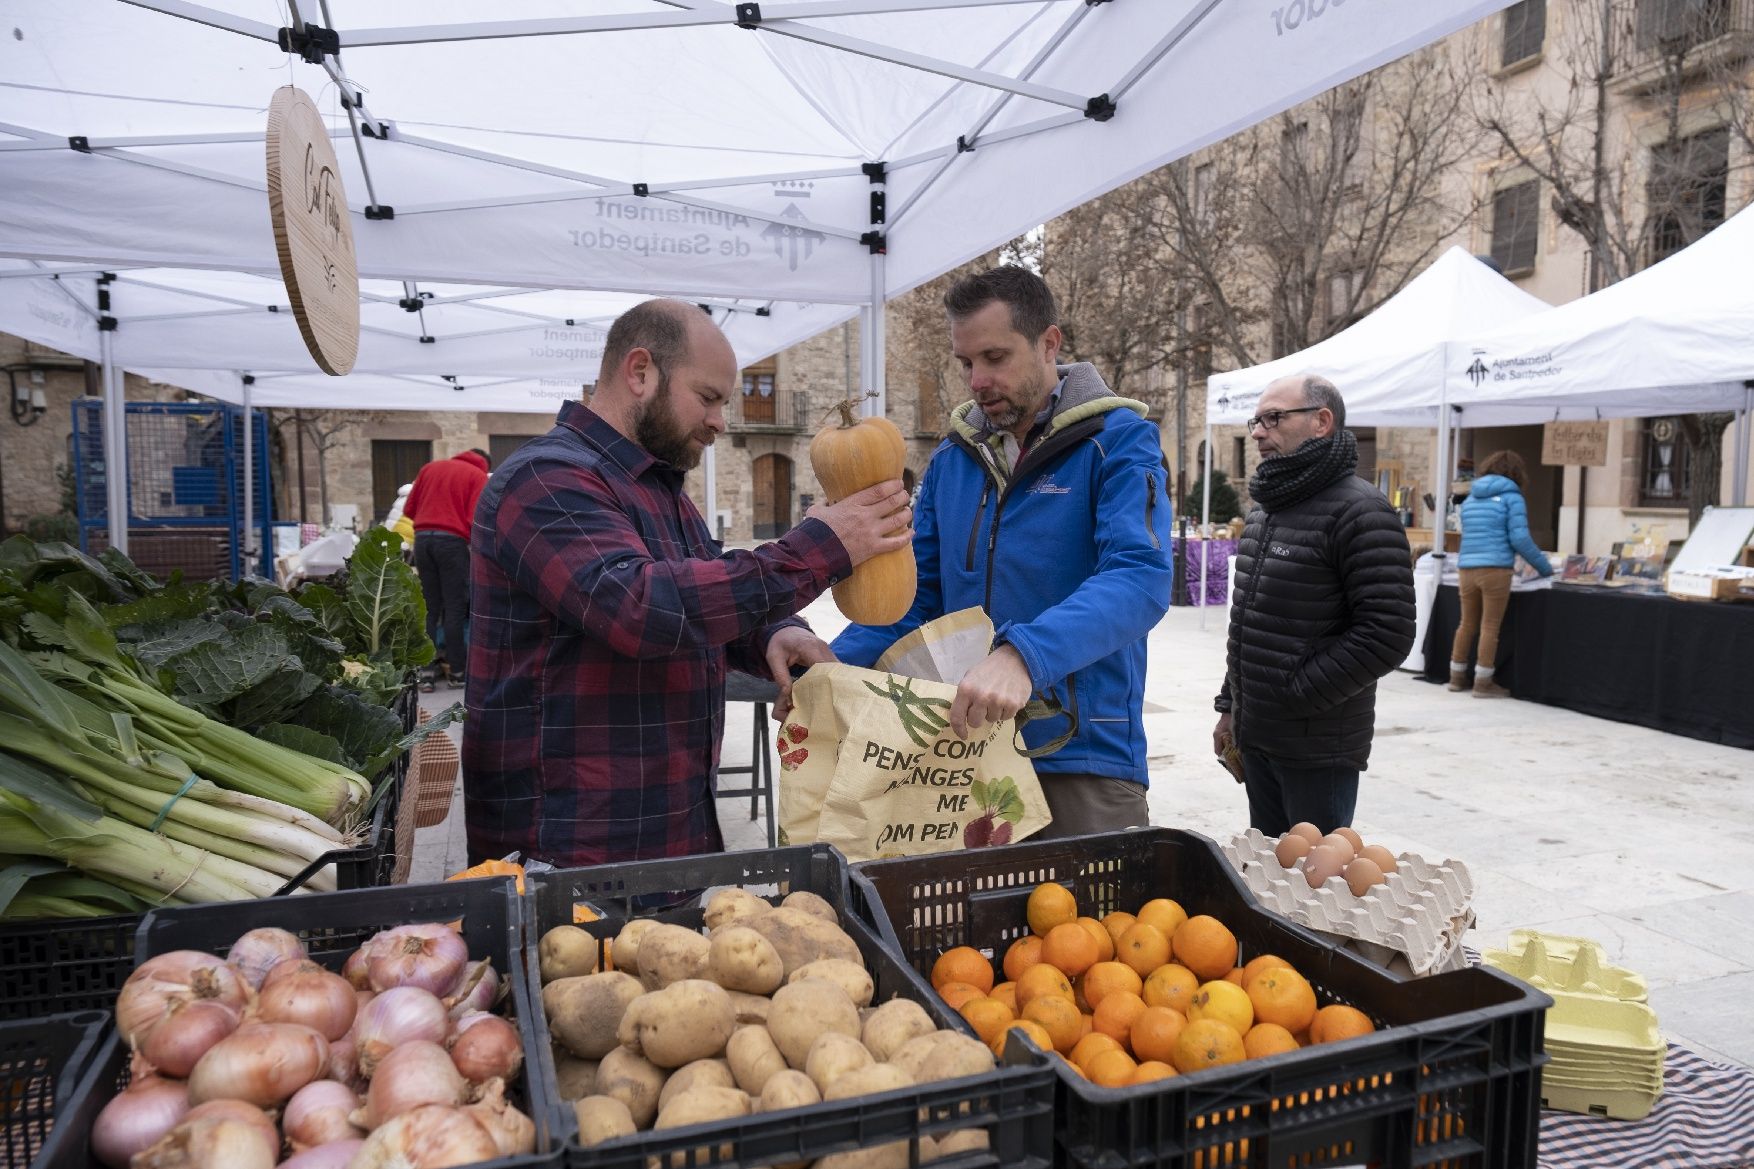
997, 793, 1025, 824
256, 723, 350, 766
100, 584, 219, 635
0, 751, 104, 821
344, 529, 434, 668
970, 779, 989, 809
97, 548, 162, 598
0, 536, 132, 601
341, 658, 408, 708
294, 685, 403, 773
156, 624, 322, 729
256, 594, 346, 680
295, 583, 353, 644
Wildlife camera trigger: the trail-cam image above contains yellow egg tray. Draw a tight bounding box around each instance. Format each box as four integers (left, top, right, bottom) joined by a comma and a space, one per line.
1540, 1081, 1660, 1122
1482, 929, 1649, 1003
1220, 829, 1474, 978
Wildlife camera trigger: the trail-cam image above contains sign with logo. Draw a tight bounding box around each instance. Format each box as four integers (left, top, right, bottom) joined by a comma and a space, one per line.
1541, 420, 1609, 467
266, 86, 359, 375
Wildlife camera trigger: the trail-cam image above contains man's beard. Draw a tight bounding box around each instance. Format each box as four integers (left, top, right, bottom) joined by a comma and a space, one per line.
981, 364, 1050, 432
633, 378, 703, 471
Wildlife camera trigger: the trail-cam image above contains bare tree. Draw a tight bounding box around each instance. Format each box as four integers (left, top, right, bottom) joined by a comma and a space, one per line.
275, 408, 358, 524
885, 253, 1002, 439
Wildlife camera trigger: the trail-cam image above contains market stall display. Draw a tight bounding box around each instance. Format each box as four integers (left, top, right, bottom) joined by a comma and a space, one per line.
0, 1009, 109, 1167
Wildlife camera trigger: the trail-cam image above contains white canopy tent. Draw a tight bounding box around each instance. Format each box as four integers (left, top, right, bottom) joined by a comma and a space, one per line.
0, 0, 1520, 551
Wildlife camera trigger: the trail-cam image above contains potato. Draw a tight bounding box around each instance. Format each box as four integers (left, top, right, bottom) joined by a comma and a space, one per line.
726, 1025, 788, 1096
658, 1059, 735, 1111
618, 980, 736, 1068
816, 1142, 910, 1169
788, 959, 873, 1007
654, 1084, 751, 1129
781, 890, 838, 922
744, 908, 862, 978
595, 1047, 667, 1129
823, 1062, 912, 1101
757, 1069, 821, 1112
554, 1053, 599, 1101
574, 1095, 635, 1146
862, 999, 937, 1061
612, 919, 658, 977
539, 924, 600, 983
544, 971, 644, 1059
727, 991, 771, 1025
707, 926, 784, 995
889, 1032, 995, 1084
804, 1032, 874, 1094
636, 924, 711, 990
930, 1129, 990, 1158
704, 888, 772, 931
767, 978, 860, 1069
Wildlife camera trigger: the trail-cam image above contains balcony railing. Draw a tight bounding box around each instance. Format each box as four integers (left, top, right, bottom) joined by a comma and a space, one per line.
732, 391, 805, 433
1612, 0, 1754, 91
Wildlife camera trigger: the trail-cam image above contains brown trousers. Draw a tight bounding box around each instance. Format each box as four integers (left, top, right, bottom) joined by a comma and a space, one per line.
1032, 773, 1149, 840
1452, 567, 1513, 671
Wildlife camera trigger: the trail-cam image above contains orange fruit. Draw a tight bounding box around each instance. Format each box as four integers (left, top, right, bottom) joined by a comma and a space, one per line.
1309, 1004, 1375, 1045
959, 996, 1016, 1048
1130, 1060, 1178, 1084
1092, 990, 1148, 1049
1222, 967, 1245, 986
989, 981, 1018, 1014
1241, 953, 1293, 988
1128, 1006, 1188, 1064
1022, 993, 1084, 1055
1172, 916, 1238, 982
1142, 963, 1200, 1014
1078, 1013, 1094, 1040
1243, 1023, 1300, 1059
936, 981, 986, 1011
933, 946, 994, 994
995, 1018, 1055, 1057
1247, 966, 1316, 1034
1077, 917, 1116, 963
1072, 975, 1092, 1014
1042, 921, 1101, 977
1003, 935, 1045, 982
1173, 1018, 1246, 1074
1015, 963, 1075, 1010
1116, 923, 1171, 977
1080, 961, 1143, 1011
1101, 911, 1137, 945
1085, 1048, 1138, 1088
1135, 898, 1188, 939
1069, 1032, 1124, 1072
1026, 883, 1078, 937
1187, 980, 1254, 1036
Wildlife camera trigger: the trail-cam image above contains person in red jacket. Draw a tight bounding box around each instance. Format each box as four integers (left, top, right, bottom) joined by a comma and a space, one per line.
404, 448, 491, 688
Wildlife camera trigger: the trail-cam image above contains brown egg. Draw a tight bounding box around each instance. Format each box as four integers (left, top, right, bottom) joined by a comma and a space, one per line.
1318, 834, 1357, 865
1288, 822, 1325, 845
1344, 857, 1386, 897
1332, 827, 1364, 852
1358, 844, 1399, 874
1274, 833, 1312, 867
1302, 845, 1347, 889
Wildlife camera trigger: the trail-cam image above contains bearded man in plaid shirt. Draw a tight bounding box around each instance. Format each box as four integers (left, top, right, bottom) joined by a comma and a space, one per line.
463, 300, 911, 867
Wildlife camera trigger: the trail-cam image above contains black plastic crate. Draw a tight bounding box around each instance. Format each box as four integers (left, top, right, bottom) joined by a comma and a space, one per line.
525, 845, 1056, 1169
0, 1011, 108, 1169
34, 877, 556, 1169
852, 828, 1551, 1169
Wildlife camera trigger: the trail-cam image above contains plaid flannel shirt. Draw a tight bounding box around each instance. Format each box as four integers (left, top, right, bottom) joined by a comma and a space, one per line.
463, 402, 850, 868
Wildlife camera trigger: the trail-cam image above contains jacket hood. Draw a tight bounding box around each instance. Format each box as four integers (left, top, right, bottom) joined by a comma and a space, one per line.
948, 361, 1147, 444
1468, 473, 1519, 499
455, 450, 490, 473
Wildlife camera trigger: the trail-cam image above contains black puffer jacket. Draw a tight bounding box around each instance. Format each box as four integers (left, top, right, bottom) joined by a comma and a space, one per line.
1217, 474, 1415, 770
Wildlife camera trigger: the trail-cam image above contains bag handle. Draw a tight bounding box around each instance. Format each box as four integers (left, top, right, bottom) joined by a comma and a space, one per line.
1014, 679, 1077, 759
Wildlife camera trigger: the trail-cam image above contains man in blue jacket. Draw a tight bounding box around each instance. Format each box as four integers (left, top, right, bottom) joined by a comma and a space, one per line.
831, 266, 1174, 837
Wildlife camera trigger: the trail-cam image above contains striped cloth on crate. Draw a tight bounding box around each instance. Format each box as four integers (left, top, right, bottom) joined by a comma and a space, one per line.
1540, 1044, 1754, 1169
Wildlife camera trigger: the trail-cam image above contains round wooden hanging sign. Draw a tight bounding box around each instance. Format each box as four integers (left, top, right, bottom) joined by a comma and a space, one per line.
266, 85, 359, 375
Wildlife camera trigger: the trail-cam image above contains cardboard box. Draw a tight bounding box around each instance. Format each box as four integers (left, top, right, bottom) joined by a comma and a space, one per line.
1666, 566, 1754, 601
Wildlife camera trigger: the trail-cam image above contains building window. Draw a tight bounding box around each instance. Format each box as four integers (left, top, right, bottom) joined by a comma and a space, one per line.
1501, 0, 1546, 66
740, 364, 776, 425
1639, 416, 1693, 506
1646, 127, 1728, 264
1635, 0, 1729, 53
1490, 180, 1541, 274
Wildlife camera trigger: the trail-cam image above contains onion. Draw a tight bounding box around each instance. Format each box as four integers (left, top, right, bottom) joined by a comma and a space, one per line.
262, 958, 328, 991
132, 1114, 278, 1169
358, 1040, 468, 1128
342, 948, 372, 990
348, 1105, 499, 1169
257, 966, 357, 1041
443, 961, 499, 1018
116, 952, 250, 1044
279, 1139, 364, 1169
225, 928, 305, 988
283, 1080, 365, 1151
364, 925, 470, 996
352, 987, 448, 1076
466, 1078, 536, 1157
91, 1076, 190, 1169
328, 1030, 362, 1090
187, 1022, 328, 1108
139, 999, 240, 1079
447, 1013, 522, 1084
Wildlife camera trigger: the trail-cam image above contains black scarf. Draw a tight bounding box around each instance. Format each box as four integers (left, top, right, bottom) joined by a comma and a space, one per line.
1248, 429, 1359, 513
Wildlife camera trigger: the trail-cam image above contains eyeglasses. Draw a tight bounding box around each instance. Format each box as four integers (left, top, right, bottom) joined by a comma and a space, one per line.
1246, 406, 1323, 431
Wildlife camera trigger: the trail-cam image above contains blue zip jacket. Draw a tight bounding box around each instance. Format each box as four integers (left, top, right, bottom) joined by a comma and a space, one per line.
830, 362, 1174, 784
1457, 474, 1553, 575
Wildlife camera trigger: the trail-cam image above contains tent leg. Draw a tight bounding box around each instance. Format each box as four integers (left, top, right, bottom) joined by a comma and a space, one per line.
1198, 423, 1212, 632
863, 250, 887, 419
242, 378, 254, 577
1432, 403, 1453, 563
1733, 383, 1751, 507
704, 444, 719, 541
98, 314, 128, 557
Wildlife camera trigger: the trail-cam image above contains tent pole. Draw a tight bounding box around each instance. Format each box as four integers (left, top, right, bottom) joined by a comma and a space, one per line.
704, 443, 719, 541
1733, 382, 1751, 507
241, 376, 255, 577
866, 254, 887, 419
97, 279, 127, 556
1198, 423, 1213, 632
1432, 402, 1452, 564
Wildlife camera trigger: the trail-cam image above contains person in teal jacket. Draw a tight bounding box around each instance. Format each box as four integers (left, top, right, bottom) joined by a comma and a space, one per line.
1449, 449, 1553, 698
830, 266, 1174, 838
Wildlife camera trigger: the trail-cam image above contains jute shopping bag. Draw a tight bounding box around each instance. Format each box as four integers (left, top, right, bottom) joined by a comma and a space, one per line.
776, 609, 1052, 861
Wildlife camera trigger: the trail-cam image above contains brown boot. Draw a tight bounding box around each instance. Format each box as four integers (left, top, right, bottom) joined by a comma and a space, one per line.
1473, 675, 1510, 698
1446, 669, 1469, 691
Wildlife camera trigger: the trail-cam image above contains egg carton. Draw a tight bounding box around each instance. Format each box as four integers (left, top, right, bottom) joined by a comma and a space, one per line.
1220, 829, 1476, 978
1481, 929, 1649, 1003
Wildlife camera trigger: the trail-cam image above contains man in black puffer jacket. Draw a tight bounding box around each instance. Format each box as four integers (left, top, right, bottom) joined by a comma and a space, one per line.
1212, 374, 1414, 835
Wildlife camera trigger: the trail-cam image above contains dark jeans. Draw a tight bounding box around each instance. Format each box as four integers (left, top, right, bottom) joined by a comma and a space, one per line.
1239, 750, 1359, 836
414, 532, 471, 675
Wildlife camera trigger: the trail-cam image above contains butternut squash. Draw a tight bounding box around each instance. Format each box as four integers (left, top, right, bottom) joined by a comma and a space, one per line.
808, 400, 916, 625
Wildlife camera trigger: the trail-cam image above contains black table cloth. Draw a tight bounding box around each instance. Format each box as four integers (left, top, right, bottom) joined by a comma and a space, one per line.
1422, 584, 1754, 749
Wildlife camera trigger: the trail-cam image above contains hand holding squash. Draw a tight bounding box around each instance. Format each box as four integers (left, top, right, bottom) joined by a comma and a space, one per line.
805, 482, 913, 568
808, 400, 919, 625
